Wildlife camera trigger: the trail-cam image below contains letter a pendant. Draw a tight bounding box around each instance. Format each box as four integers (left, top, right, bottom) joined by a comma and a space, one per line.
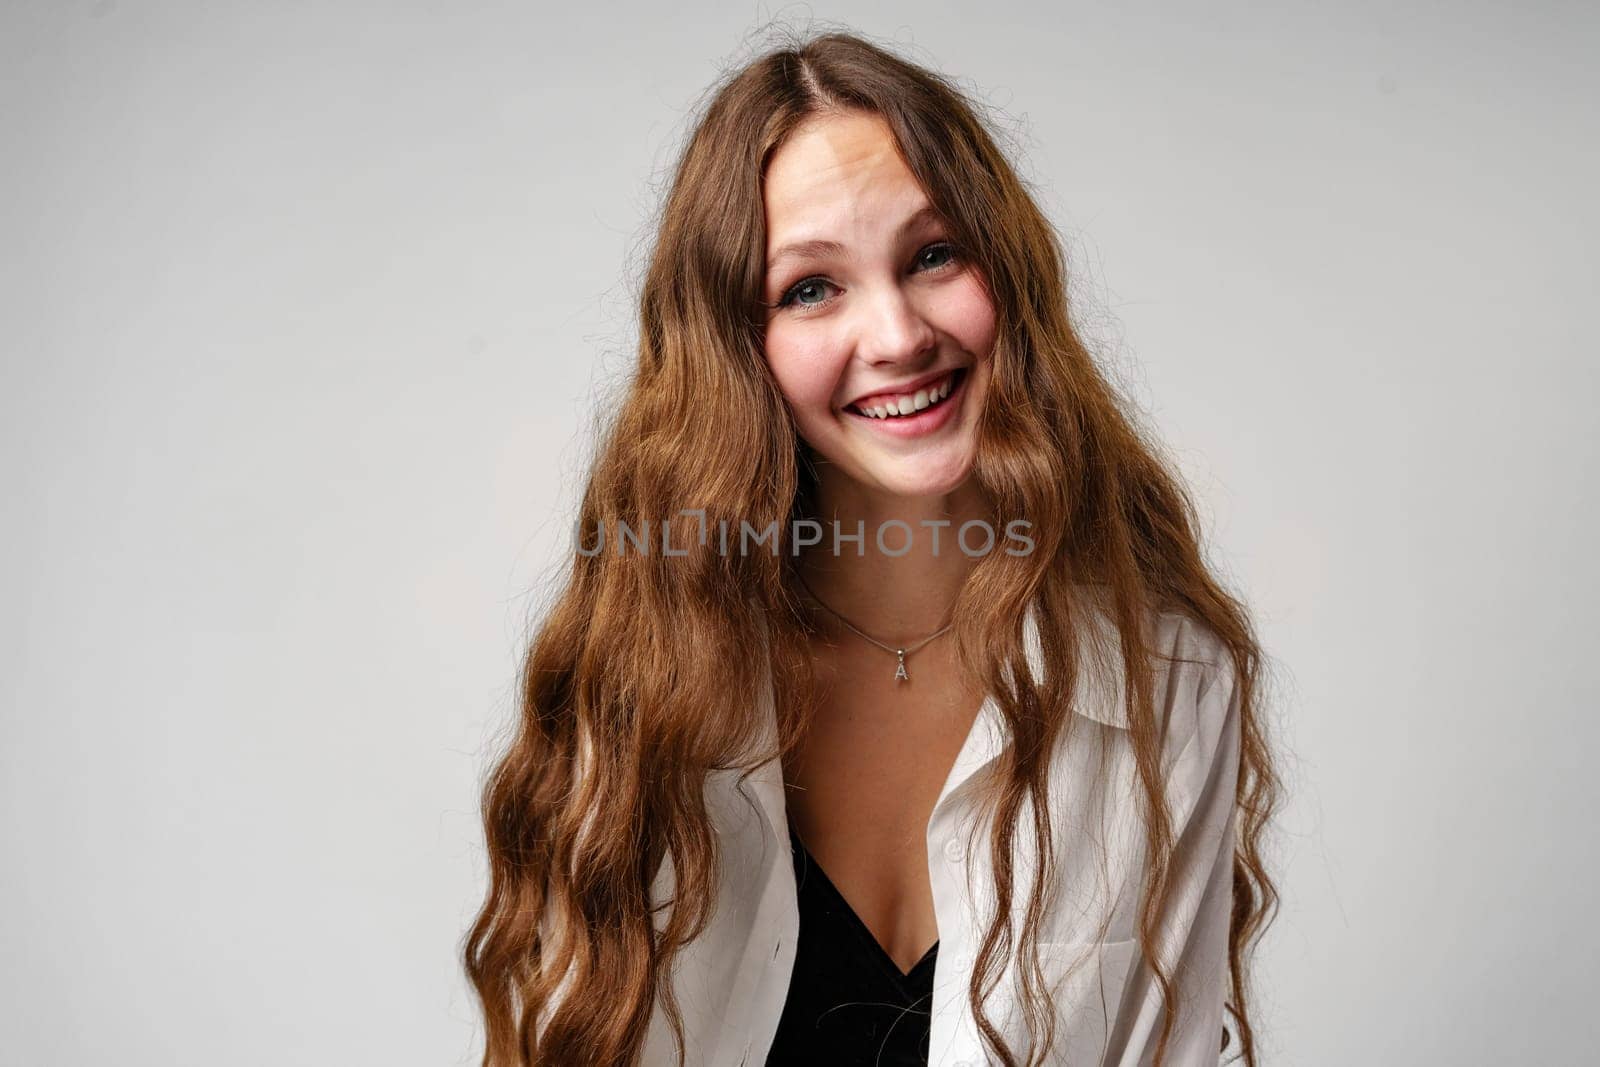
894, 649, 909, 682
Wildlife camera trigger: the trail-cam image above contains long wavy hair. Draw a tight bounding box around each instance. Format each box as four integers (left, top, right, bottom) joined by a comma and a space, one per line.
464, 26, 1281, 1067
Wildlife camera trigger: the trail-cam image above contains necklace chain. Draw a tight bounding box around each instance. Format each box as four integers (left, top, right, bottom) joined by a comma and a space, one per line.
793, 570, 953, 683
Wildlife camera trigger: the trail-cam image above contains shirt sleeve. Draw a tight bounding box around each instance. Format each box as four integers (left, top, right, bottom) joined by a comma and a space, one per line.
1103, 656, 1244, 1066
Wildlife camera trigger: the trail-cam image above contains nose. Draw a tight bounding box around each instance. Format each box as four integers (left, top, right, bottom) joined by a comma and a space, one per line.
853, 281, 938, 368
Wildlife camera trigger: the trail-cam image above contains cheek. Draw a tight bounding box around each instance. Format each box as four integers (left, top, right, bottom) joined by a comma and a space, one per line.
940, 276, 998, 356
764, 329, 843, 414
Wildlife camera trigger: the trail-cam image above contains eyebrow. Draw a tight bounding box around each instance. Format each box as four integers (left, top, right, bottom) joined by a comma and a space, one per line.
765, 203, 945, 272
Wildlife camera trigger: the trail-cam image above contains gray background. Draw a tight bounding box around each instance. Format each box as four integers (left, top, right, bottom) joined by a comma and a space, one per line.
3, 2, 1595, 1064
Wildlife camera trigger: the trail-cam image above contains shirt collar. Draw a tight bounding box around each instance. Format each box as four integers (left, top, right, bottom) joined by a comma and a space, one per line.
932, 592, 1131, 816
1045, 591, 1132, 731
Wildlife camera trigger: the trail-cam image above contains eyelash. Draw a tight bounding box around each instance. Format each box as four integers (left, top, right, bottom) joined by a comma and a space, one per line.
772, 241, 963, 314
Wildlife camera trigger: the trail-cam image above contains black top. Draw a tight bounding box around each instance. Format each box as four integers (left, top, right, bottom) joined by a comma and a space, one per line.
765, 820, 938, 1066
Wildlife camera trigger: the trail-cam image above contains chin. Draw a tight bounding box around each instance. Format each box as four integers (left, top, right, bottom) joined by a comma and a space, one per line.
871, 462, 973, 500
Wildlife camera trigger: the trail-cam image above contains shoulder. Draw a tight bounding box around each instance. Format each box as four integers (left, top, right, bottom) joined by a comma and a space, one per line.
1150, 609, 1235, 706
1052, 590, 1234, 745
1149, 609, 1242, 810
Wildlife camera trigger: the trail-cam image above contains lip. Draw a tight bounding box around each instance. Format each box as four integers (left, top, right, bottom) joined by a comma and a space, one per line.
842, 366, 968, 439
845, 367, 962, 410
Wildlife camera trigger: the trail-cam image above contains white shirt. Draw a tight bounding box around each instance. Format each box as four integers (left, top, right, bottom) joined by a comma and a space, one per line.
635, 597, 1243, 1066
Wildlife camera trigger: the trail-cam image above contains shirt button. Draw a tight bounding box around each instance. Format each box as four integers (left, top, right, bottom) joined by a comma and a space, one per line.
943, 837, 965, 862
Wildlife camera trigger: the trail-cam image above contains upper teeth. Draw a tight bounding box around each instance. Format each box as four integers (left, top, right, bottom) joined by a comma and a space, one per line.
853, 371, 957, 418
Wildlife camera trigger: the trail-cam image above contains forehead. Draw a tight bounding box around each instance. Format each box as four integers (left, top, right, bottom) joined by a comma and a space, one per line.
762, 111, 925, 241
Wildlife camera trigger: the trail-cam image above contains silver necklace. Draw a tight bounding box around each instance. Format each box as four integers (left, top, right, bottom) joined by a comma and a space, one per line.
794, 571, 953, 683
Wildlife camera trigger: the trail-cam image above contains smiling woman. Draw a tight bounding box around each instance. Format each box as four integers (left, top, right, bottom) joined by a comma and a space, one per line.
464, 26, 1282, 1067
761, 112, 995, 485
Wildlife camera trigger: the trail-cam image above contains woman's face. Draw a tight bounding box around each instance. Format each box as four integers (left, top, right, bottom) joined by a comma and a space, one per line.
761, 110, 996, 500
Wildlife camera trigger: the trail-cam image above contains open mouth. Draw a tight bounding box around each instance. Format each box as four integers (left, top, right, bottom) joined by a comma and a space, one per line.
845, 367, 967, 420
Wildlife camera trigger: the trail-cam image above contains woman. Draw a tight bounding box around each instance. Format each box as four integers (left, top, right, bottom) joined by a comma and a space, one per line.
464, 28, 1280, 1067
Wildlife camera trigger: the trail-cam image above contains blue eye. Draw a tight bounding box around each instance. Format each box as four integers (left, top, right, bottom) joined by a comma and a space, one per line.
918, 243, 956, 270
771, 241, 962, 314
780, 278, 837, 309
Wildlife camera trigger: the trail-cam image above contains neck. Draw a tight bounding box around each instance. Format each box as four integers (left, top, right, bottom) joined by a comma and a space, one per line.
795, 472, 986, 645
